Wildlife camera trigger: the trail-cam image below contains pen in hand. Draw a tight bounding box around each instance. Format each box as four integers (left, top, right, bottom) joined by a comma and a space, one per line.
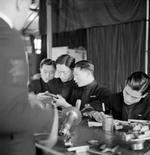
102, 102, 105, 113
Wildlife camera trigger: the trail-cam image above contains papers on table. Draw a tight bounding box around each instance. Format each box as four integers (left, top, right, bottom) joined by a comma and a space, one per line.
88, 121, 102, 127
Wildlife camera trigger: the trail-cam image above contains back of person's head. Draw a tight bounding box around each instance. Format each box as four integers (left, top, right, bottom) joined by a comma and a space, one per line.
75, 60, 94, 75
40, 58, 56, 69
56, 54, 75, 70
126, 71, 150, 95
0, 0, 31, 30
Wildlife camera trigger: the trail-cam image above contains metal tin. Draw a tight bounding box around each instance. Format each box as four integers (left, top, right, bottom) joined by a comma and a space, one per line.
131, 141, 144, 150
102, 115, 114, 131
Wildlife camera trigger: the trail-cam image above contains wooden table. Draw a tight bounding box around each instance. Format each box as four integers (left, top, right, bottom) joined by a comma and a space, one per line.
35, 119, 150, 155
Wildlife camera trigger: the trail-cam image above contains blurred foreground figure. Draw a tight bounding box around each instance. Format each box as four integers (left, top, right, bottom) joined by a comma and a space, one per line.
0, 0, 58, 155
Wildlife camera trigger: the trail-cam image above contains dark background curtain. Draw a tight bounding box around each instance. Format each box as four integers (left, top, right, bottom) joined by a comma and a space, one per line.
52, 21, 146, 92
52, 0, 146, 32
53, 29, 87, 48
38, 0, 147, 92
87, 21, 145, 92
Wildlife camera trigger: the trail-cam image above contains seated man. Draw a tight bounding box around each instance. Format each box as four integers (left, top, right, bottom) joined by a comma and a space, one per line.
28, 58, 62, 103
92, 71, 150, 121
72, 60, 111, 111
53, 60, 111, 111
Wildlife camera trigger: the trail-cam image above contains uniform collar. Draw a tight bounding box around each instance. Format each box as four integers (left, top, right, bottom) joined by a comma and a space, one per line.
82, 80, 97, 89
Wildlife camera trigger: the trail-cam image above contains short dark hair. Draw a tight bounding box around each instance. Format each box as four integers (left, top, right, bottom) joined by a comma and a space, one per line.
126, 71, 150, 95
40, 58, 56, 69
75, 60, 94, 74
56, 54, 75, 69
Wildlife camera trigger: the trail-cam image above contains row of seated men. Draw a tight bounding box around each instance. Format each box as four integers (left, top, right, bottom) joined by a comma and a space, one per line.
28, 54, 150, 121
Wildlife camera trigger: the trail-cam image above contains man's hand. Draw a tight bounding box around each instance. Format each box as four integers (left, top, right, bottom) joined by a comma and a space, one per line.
83, 111, 105, 122
92, 111, 105, 122
53, 95, 71, 108
37, 91, 52, 100
36, 91, 53, 105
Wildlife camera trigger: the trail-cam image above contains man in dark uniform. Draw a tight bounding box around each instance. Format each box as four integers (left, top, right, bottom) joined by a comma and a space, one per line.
0, 0, 58, 155
92, 71, 150, 121
28, 58, 62, 105
29, 55, 77, 108
72, 60, 111, 111
29, 58, 58, 94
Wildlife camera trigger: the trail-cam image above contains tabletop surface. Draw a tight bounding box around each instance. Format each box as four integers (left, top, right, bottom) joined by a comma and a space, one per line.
35, 119, 150, 155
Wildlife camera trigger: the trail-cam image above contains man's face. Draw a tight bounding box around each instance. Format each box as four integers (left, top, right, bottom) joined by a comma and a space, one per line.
123, 85, 144, 105
56, 64, 73, 82
73, 67, 88, 87
40, 64, 55, 83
